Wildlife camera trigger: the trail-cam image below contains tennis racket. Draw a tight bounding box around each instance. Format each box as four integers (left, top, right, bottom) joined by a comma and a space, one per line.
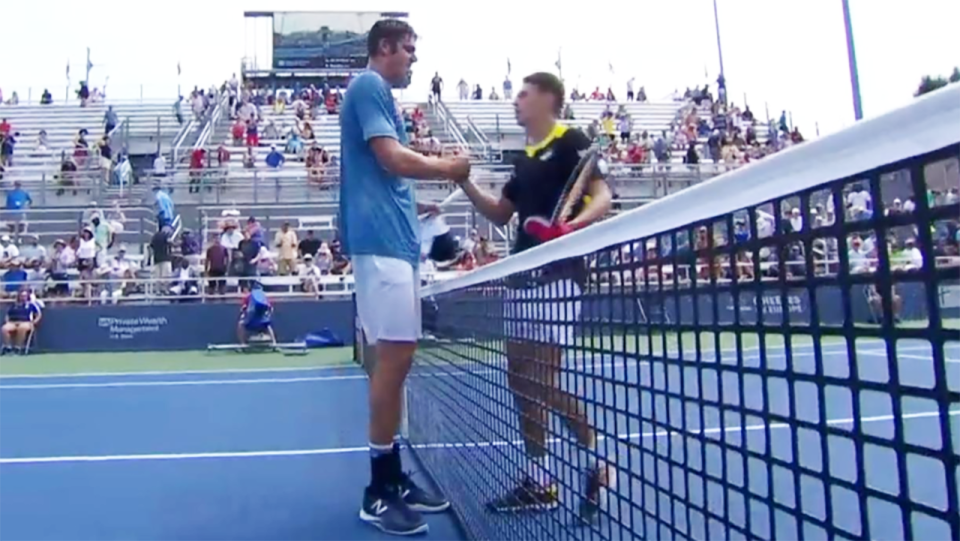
523, 145, 603, 243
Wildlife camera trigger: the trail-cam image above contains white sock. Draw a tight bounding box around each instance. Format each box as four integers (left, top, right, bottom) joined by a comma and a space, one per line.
526, 455, 552, 486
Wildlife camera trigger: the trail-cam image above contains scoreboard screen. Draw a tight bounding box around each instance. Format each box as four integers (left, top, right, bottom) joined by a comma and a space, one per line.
271, 11, 410, 70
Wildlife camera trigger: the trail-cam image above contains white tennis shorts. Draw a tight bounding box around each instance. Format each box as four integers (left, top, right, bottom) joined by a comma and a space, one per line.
353, 255, 422, 345
504, 279, 582, 346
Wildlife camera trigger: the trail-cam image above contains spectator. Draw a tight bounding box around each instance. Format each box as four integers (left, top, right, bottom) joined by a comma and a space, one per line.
152, 153, 166, 179
41, 89, 53, 105
0, 131, 16, 167
153, 186, 175, 230
1, 289, 38, 354
103, 105, 119, 134
503, 76, 513, 100
263, 119, 280, 140
6, 182, 32, 230
2, 260, 28, 296
0, 118, 10, 136
299, 229, 321, 258
243, 147, 256, 169
626, 78, 635, 101
431, 72, 443, 102
97, 135, 113, 184
902, 238, 924, 270
265, 145, 285, 169
149, 228, 172, 293
77, 81, 90, 107
846, 185, 872, 220
189, 147, 206, 193
788, 207, 803, 233
848, 236, 871, 274
298, 254, 323, 295
238, 231, 261, 282
231, 119, 246, 145
220, 222, 243, 252
274, 222, 298, 275
315, 242, 333, 273
180, 229, 202, 267
473, 84, 482, 100
49, 239, 74, 296
97, 245, 136, 303
457, 78, 469, 100
170, 259, 200, 297
205, 236, 229, 295
0, 235, 20, 265
245, 119, 260, 148
19, 235, 46, 267
77, 228, 97, 298
173, 97, 184, 125
35, 130, 49, 154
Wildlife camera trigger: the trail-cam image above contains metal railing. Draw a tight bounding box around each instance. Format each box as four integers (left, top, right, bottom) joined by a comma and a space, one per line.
431, 99, 469, 151
170, 119, 197, 165
4, 270, 469, 305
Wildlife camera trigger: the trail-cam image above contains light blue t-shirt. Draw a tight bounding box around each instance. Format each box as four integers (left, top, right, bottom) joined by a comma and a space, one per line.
339, 70, 419, 267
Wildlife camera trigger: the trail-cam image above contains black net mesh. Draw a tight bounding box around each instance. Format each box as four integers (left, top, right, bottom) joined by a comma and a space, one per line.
372, 88, 960, 540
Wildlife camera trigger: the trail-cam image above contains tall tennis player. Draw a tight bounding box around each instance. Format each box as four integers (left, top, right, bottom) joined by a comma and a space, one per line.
452, 72, 614, 520
340, 19, 471, 536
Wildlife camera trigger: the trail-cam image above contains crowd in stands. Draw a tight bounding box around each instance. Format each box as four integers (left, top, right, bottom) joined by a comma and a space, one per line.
574, 82, 805, 172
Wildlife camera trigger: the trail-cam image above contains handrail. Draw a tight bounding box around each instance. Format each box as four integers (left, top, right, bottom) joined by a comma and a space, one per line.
170, 119, 197, 164
194, 92, 230, 152
170, 214, 183, 240
433, 99, 469, 151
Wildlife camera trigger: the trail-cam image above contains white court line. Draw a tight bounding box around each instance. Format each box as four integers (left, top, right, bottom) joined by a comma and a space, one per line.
0, 338, 858, 381
1, 344, 943, 391
0, 375, 368, 390
0, 364, 357, 381
1, 409, 955, 465
857, 349, 960, 363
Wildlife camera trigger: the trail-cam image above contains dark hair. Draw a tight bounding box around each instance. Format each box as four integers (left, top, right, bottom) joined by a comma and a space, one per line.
367, 19, 416, 57
523, 72, 565, 115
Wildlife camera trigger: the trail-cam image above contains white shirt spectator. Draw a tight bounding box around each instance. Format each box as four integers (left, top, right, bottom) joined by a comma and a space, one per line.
848, 244, 871, 273
902, 198, 916, 213
104, 253, 133, 276
846, 189, 872, 214
0, 239, 20, 261
906, 244, 924, 269
220, 228, 243, 250
153, 155, 166, 175
298, 261, 323, 279
19, 242, 46, 265
77, 238, 97, 259
789, 211, 803, 233
756, 210, 776, 238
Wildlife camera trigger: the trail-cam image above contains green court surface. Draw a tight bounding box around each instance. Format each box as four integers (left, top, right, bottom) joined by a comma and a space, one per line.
0, 348, 355, 377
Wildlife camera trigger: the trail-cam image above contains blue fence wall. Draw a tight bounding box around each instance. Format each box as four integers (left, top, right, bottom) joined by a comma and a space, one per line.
34, 300, 356, 353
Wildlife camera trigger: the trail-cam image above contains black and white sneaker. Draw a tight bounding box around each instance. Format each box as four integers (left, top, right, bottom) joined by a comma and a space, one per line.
400, 472, 450, 513
359, 486, 429, 536
486, 477, 558, 513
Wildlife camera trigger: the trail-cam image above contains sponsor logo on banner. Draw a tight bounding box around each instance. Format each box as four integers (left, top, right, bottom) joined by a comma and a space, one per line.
735, 292, 804, 315
98, 316, 169, 340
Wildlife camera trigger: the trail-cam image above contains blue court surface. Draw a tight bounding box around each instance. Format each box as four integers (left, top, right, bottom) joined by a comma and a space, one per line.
0, 364, 464, 541
2, 339, 958, 540
405, 337, 960, 540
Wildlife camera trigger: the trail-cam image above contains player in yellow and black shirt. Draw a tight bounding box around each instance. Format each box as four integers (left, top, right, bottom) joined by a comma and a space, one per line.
454, 72, 613, 520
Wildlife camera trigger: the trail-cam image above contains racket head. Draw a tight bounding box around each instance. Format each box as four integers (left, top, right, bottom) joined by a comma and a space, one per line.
550, 146, 603, 224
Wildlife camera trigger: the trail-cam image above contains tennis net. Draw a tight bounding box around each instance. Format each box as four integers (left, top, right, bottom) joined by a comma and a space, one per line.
396, 86, 960, 540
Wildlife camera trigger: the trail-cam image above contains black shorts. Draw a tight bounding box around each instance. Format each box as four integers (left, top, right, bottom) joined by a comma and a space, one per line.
77, 258, 95, 271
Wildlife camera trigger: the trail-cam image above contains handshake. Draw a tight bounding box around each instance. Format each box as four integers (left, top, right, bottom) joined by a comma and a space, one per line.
436, 152, 471, 184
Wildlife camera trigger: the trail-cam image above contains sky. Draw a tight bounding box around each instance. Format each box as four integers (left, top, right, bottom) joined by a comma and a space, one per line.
1, 0, 957, 136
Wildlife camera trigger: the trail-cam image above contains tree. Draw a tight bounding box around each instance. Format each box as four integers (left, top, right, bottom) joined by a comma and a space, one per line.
916, 75, 949, 97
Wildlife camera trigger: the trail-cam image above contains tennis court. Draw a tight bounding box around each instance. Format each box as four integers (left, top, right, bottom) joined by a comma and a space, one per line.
1, 332, 957, 539
0, 349, 463, 541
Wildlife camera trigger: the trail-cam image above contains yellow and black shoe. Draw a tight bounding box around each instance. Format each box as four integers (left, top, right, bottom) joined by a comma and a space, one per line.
486, 477, 559, 513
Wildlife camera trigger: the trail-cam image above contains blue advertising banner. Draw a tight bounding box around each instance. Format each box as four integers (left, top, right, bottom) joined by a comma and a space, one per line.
33, 300, 355, 353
